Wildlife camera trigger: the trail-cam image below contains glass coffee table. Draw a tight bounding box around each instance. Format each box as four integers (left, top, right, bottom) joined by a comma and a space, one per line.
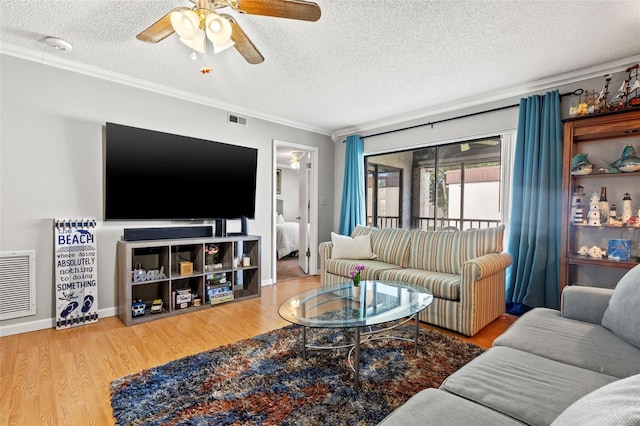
278, 280, 433, 390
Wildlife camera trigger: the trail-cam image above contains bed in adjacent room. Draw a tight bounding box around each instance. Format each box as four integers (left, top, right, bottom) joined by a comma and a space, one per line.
276, 214, 299, 259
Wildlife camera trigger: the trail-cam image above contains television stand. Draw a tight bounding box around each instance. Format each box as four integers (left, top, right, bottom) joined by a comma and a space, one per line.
116, 235, 260, 326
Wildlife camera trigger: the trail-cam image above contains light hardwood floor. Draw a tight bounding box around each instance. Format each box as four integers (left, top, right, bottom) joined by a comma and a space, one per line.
0, 276, 516, 425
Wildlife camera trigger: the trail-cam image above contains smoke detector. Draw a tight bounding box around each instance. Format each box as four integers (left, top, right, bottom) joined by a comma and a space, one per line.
42, 37, 73, 52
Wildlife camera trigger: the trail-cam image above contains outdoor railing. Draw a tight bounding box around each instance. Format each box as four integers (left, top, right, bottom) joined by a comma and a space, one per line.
411, 217, 501, 230
367, 216, 401, 229
367, 216, 501, 230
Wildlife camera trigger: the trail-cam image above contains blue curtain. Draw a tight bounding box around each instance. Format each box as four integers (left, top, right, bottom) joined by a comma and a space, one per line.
339, 135, 365, 235
506, 90, 563, 314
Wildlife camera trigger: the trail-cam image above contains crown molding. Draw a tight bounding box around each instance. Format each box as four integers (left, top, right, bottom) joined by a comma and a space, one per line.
332, 54, 640, 142
0, 42, 334, 137
3, 42, 638, 141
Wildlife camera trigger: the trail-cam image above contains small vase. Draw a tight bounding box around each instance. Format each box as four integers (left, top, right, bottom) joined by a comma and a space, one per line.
351, 285, 361, 300
205, 254, 218, 272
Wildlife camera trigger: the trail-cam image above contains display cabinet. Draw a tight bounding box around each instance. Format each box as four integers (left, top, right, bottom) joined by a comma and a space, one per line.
560, 109, 640, 293
117, 235, 261, 326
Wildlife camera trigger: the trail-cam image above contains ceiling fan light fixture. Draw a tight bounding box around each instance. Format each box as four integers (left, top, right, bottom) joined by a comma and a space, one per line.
180, 28, 206, 53
213, 38, 235, 54
291, 151, 304, 169
170, 10, 201, 40
205, 14, 232, 45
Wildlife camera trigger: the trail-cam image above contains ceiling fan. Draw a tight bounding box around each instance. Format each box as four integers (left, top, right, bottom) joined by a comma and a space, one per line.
136, 0, 321, 65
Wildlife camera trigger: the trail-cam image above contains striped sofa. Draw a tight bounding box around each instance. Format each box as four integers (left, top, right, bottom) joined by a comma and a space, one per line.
319, 225, 512, 336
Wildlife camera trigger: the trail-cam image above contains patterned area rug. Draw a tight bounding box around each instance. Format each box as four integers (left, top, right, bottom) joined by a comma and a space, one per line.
110, 324, 484, 425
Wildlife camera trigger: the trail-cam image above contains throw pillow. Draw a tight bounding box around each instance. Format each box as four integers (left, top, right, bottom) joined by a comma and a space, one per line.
601, 264, 640, 348
276, 214, 285, 224
550, 375, 640, 426
331, 232, 375, 260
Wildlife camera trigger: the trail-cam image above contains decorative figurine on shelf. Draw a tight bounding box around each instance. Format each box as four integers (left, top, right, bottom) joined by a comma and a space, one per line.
150, 299, 163, 314
608, 203, 624, 226
609, 203, 618, 224
599, 187, 609, 223
571, 186, 585, 221
595, 74, 612, 113
588, 246, 604, 259
622, 193, 632, 224
612, 64, 640, 108
132, 299, 145, 317
573, 198, 584, 225
577, 246, 589, 255
588, 193, 601, 226
622, 144, 637, 159
571, 153, 593, 175
611, 144, 640, 173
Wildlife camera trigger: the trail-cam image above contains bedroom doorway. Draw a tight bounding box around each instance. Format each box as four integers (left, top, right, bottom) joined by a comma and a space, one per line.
273, 141, 318, 283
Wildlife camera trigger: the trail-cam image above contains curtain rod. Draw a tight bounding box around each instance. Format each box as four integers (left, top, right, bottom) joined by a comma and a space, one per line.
343, 89, 583, 142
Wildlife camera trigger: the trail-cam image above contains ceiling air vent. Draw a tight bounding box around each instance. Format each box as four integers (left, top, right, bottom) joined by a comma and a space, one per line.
228, 114, 247, 126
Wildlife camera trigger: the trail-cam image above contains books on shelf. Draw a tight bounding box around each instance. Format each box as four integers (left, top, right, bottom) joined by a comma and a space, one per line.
210, 292, 234, 305
206, 272, 233, 304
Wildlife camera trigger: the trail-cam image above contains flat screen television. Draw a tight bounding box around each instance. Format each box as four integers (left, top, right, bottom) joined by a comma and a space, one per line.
104, 122, 257, 221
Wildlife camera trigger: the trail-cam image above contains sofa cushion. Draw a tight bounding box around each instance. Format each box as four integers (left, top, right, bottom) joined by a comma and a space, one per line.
440, 346, 619, 426
352, 226, 411, 267
330, 232, 375, 260
551, 374, 640, 426
324, 258, 401, 281
408, 229, 458, 273
408, 225, 505, 274
493, 308, 640, 378
379, 268, 460, 300
351, 224, 377, 238
378, 388, 523, 426
561, 285, 613, 324
601, 264, 640, 349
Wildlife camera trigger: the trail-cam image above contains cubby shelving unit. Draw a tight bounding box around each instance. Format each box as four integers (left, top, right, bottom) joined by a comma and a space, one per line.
117, 235, 261, 326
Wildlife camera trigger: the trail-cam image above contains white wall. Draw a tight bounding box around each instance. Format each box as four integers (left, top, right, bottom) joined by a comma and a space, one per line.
278, 166, 301, 222
0, 55, 334, 335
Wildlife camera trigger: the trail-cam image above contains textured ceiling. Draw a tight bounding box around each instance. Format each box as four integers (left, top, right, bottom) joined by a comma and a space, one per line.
1, 0, 639, 139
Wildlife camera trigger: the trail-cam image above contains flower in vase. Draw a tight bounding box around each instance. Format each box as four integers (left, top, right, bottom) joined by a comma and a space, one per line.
206, 244, 219, 265
349, 264, 365, 286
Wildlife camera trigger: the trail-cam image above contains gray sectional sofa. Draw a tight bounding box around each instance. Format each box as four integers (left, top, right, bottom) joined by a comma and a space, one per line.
319, 225, 512, 336
378, 264, 640, 425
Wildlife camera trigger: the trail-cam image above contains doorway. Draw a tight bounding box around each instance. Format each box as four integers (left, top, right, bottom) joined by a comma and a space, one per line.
273, 141, 318, 283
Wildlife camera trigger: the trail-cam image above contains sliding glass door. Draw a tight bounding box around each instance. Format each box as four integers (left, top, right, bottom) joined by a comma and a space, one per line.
366, 137, 502, 230
366, 163, 402, 229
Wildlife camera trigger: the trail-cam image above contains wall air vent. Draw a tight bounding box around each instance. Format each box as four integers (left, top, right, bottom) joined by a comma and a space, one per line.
0, 250, 36, 320
228, 114, 247, 126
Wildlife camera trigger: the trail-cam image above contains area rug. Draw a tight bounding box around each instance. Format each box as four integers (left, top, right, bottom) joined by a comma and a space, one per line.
110, 324, 484, 426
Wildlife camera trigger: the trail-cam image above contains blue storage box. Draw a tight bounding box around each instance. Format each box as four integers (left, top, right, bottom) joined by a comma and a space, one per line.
608, 239, 632, 261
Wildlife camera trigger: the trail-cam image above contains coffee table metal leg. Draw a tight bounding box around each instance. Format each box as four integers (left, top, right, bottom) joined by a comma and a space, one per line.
354, 326, 360, 391
414, 314, 419, 354
302, 326, 307, 359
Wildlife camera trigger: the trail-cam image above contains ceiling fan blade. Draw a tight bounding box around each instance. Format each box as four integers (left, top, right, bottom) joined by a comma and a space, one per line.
222, 15, 265, 64
235, 0, 321, 22
136, 6, 190, 43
